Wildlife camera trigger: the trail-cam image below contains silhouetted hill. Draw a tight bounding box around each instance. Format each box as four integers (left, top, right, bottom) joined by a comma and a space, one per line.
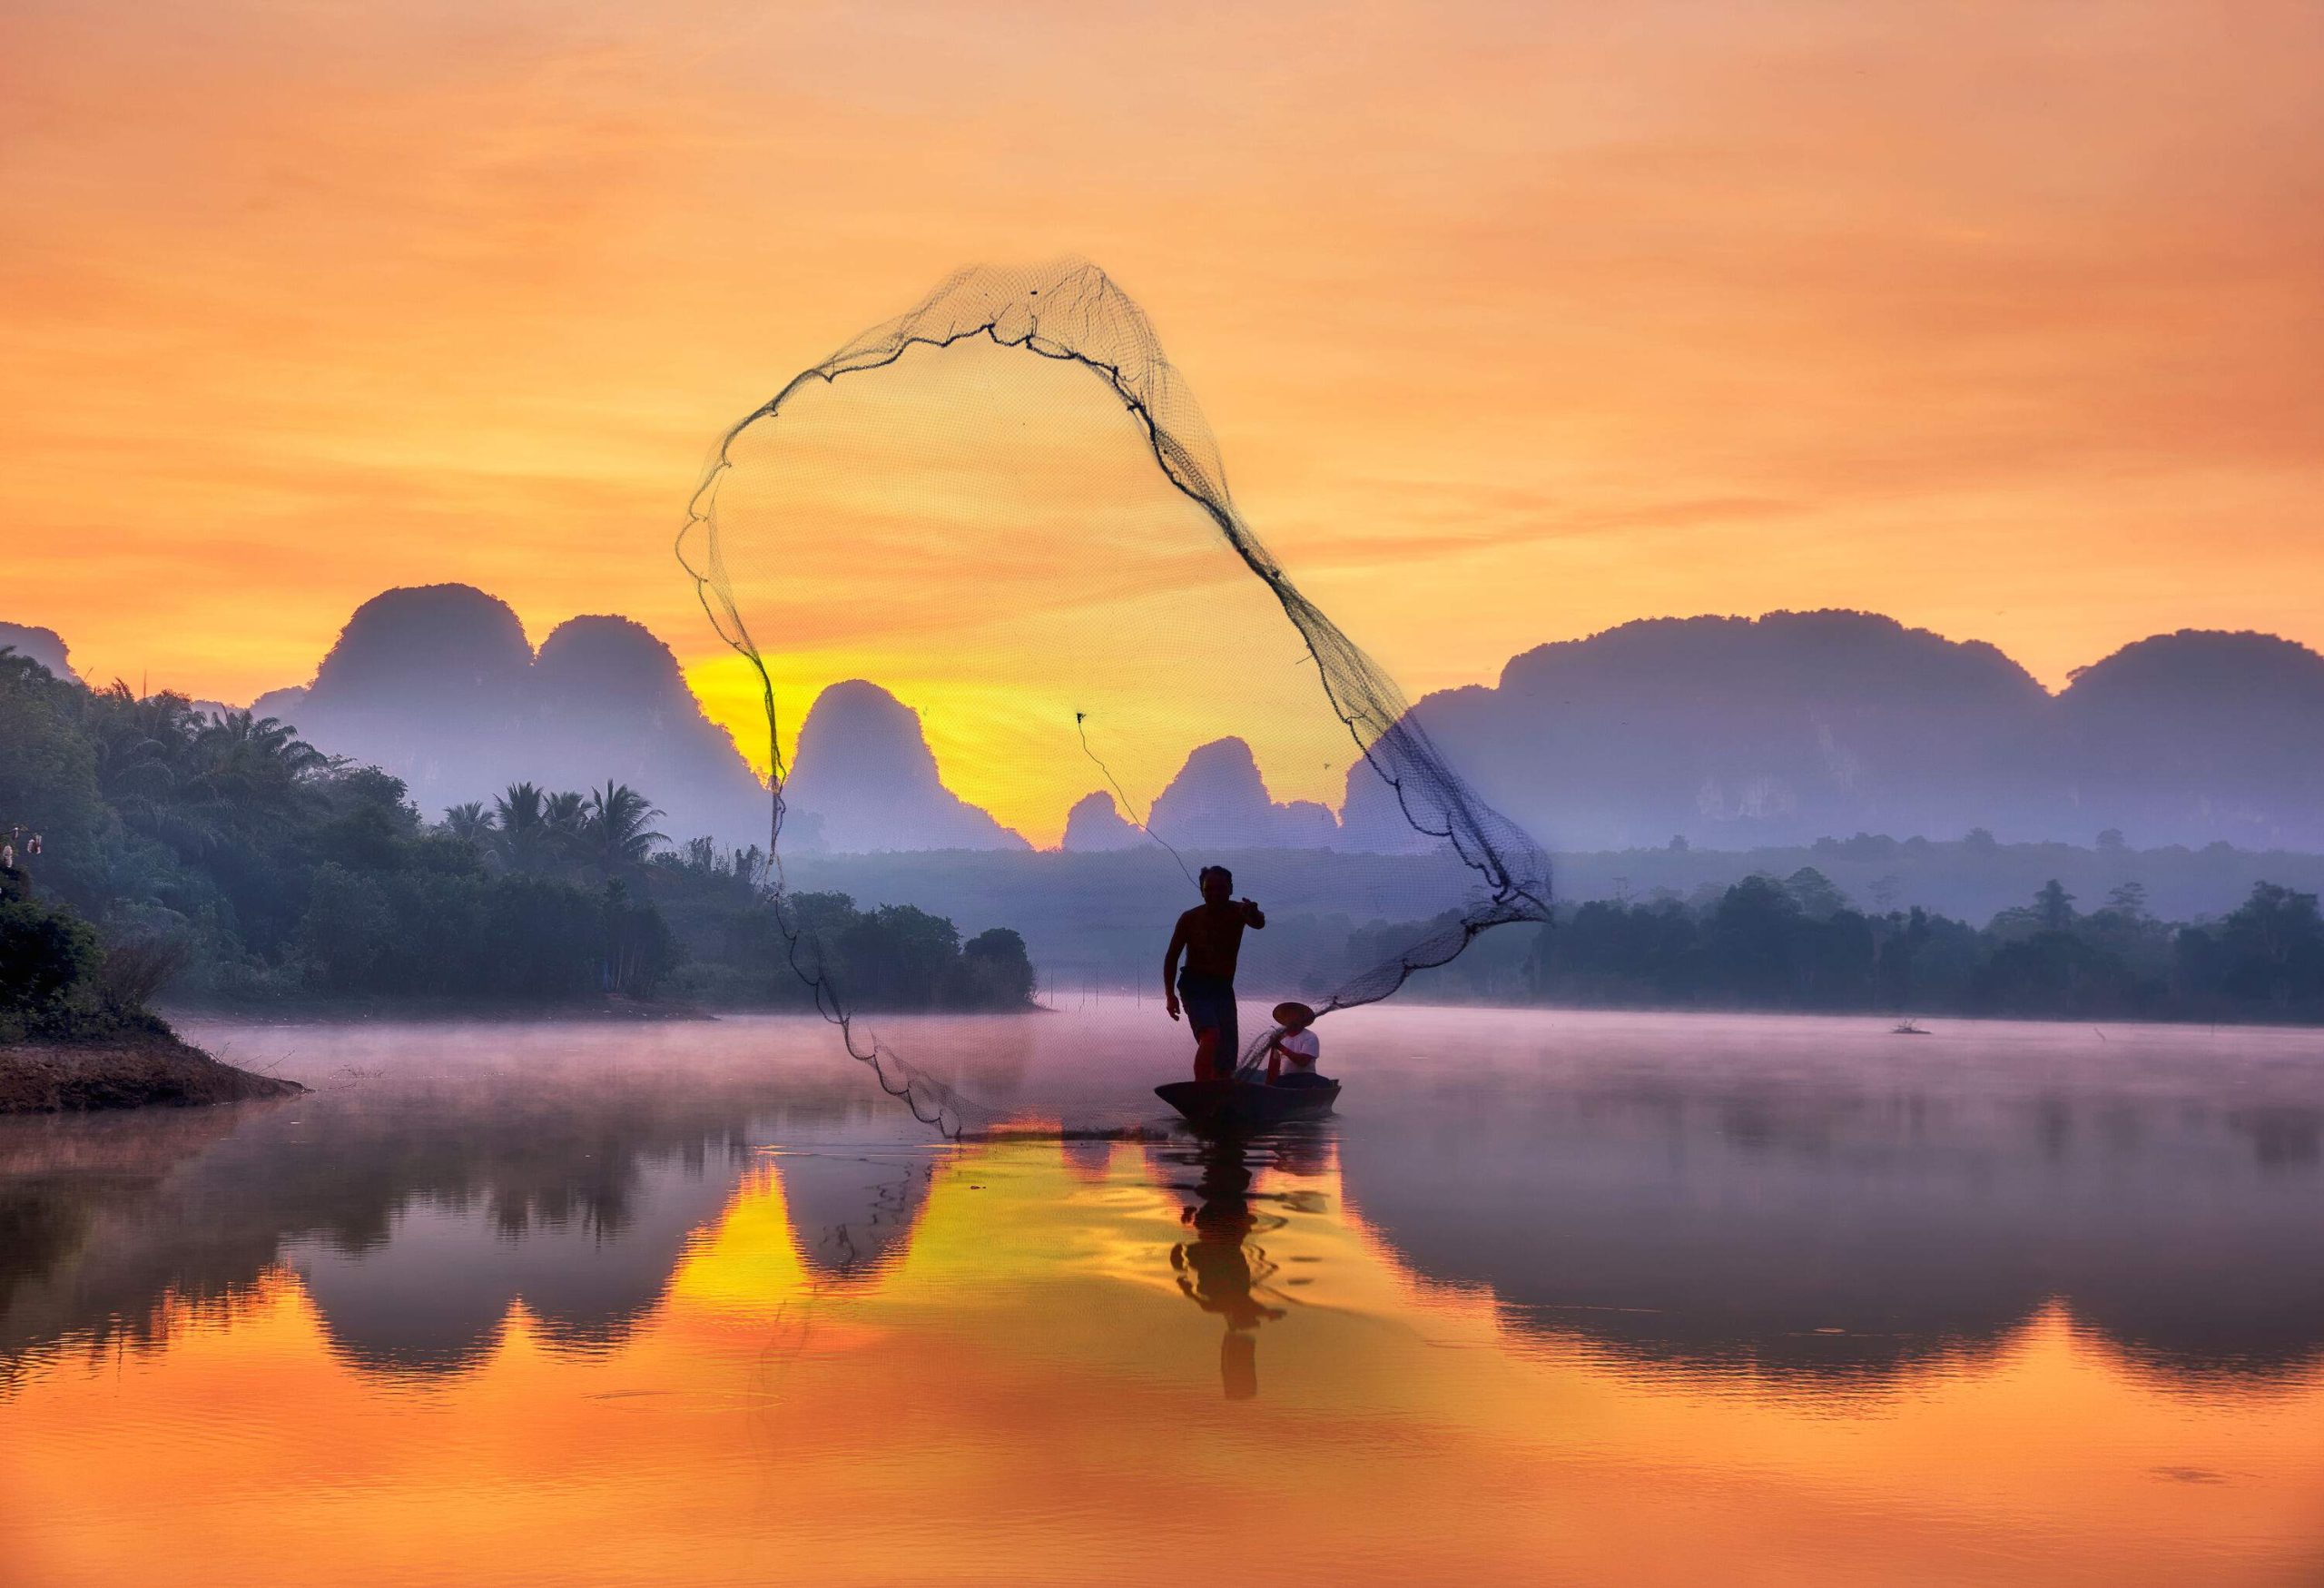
2054, 630, 2324, 849
782, 680, 1029, 853
1060, 790, 1143, 852
252, 586, 768, 845
527, 616, 769, 844
1147, 737, 1340, 851
29, 596, 2324, 853
1354, 612, 2324, 852
0, 623, 74, 681
312, 584, 534, 707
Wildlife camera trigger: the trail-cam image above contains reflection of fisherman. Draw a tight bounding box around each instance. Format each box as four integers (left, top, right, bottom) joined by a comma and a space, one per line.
1170, 1138, 1283, 1400
1163, 865, 1265, 1081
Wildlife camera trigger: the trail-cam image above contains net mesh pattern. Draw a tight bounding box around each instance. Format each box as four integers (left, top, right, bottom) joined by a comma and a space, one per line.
679, 259, 1552, 1129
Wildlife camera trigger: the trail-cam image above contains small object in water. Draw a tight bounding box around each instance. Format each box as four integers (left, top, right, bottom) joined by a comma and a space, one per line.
1892, 1019, 1929, 1035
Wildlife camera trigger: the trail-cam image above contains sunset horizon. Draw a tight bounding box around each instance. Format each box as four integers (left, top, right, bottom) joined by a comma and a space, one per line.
9, 2, 2321, 721
8, 5, 2324, 1583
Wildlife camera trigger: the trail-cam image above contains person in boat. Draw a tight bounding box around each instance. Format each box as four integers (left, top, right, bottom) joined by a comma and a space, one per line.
1263, 1001, 1332, 1089
1163, 865, 1265, 1082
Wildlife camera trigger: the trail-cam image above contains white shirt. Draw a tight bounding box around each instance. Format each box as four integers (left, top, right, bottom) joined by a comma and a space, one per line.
1277, 1030, 1320, 1072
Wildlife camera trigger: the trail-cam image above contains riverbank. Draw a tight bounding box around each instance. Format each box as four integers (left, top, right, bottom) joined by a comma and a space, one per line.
0, 1028, 305, 1113
160, 992, 719, 1025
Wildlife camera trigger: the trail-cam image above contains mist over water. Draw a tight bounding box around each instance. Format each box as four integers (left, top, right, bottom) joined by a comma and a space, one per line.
5, 1004, 2323, 1583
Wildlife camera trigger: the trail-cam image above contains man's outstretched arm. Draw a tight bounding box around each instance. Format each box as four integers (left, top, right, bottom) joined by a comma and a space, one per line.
1241, 898, 1266, 930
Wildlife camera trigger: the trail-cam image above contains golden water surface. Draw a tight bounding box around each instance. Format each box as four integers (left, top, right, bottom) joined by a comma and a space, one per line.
4, 1005, 2322, 1585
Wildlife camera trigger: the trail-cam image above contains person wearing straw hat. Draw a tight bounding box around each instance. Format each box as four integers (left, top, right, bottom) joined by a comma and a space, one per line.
1263, 1001, 1331, 1089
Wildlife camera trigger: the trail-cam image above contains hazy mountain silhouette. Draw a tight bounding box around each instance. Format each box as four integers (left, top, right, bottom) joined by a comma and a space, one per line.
28, 594, 2324, 853
1146, 738, 1340, 851
2053, 630, 2324, 850
1348, 611, 2324, 852
0, 622, 74, 681
250, 585, 768, 846
781, 680, 1029, 853
1060, 790, 1144, 852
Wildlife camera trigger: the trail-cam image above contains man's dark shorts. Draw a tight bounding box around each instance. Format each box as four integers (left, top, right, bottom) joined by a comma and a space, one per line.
1177, 971, 1239, 1071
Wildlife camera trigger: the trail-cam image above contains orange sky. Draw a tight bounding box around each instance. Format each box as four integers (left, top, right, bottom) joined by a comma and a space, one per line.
5, 0, 2321, 777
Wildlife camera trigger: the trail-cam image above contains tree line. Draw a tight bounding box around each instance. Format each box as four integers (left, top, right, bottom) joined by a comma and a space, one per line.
1363, 867, 2324, 1021
0, 649, 1034, 1030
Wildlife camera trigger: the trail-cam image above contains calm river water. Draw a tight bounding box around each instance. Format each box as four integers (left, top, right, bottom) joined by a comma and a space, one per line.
4, 1001, 2323, 1585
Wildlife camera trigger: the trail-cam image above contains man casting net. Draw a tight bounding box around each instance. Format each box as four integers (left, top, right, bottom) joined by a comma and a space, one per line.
678, 260, 1551, 1134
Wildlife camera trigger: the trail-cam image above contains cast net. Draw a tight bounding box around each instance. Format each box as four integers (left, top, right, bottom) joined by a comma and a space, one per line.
679, 260, 1551, 1133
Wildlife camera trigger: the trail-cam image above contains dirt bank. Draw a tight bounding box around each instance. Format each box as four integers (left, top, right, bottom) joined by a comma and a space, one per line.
0, 1028, 305, 1113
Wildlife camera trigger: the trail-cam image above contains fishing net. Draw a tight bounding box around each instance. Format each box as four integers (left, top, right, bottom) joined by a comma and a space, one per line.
678, 260, 1551, 1133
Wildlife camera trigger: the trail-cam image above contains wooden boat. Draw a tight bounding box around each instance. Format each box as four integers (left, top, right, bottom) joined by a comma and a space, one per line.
1156, 1079, 1340, 1131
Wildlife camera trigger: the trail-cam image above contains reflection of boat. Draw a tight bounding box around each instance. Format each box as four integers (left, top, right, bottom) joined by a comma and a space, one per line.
1157, 1080, 1340, 1130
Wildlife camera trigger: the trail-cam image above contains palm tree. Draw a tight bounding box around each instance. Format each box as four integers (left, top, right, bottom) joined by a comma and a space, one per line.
199, 708, 326, 774
493, 783, 547, 868
442, 802, 493, 844
84, 686, 324, 855
544, 790, 589, 833
84, 682, 192, 828
585, 782, 667, 869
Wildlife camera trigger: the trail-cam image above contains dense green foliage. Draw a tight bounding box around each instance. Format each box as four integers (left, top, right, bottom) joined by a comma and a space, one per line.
0, 650, 1034, 1013
0, 862, 176, 1041
1377, 868, 2324, 1021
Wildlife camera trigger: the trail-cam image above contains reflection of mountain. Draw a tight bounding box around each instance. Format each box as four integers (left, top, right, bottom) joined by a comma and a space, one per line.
13, 1010, 2324, 1402
1337, 1067, 2324, 1383
290, 1165, 739, 1374
782, 680, 1029, 853
767, 1149, 932, 1287
251, 585, 768, 845
0, 1048, 940, 1383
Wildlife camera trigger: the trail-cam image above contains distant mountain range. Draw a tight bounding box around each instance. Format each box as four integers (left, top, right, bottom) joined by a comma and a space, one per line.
248, 585, 771, 847
14, 594, 2324, 853
1368, 612, 2324, 852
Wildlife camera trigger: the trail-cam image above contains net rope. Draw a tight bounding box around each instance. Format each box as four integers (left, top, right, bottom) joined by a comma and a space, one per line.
679, 259, 1552, 1131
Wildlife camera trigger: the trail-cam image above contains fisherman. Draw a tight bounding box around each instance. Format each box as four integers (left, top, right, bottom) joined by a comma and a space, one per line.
1263, 1001, 1331, 1088
1163, 865, 1266, 1082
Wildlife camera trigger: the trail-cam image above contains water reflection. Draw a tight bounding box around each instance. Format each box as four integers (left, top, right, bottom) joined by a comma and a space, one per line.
767, 1149, 933, 1288
6, 1009, 2324, 1584
0, 1020, 934, 1383
6, 1009, 2324, 1399
1332, 1033, 2324, 1386
1163, 1137, 1282, 1399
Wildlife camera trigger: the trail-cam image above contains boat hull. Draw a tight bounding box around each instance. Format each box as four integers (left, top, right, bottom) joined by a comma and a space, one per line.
1156, 1079, 1340, 1130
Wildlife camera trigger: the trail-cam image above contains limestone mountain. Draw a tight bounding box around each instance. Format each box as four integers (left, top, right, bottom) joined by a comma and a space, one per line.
253, 585, 768, 846
1339, 611, 2324, 852
2053, 630, 2324, 850
0, 623, 75, 681
1147, 737, 1340, 851
780, 680, 1029, 853
1060, 790, 1144, 852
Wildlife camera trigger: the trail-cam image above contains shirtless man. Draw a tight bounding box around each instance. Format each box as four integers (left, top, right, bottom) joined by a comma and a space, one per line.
1163, 865, 1266, 1082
